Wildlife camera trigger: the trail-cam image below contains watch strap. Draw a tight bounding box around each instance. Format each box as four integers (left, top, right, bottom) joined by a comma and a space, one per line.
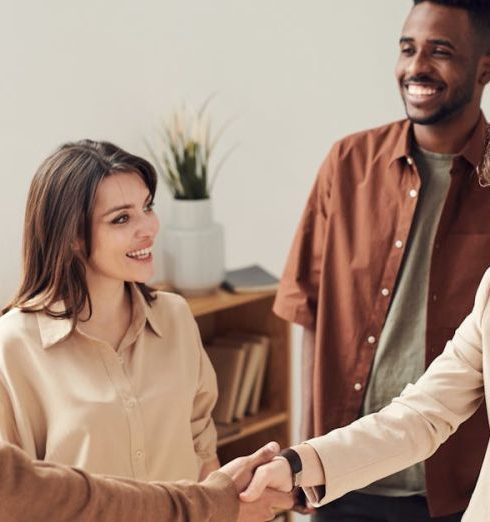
279, 447, 303, 487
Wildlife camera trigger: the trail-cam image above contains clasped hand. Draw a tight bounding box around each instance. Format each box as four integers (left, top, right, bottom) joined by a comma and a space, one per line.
218, 442, 295, 521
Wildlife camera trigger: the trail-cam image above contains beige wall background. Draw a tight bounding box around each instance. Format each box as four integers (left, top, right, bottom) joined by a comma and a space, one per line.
1, 2, 489, 517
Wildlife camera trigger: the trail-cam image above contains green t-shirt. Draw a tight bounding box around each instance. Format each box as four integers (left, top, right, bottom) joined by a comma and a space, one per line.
360, 146, 453, 497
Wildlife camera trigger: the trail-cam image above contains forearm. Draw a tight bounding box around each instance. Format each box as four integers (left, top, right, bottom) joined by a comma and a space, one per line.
0, 443, 238, 522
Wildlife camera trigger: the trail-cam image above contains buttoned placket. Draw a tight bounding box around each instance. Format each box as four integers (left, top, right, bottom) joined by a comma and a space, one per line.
425, 160, 466, 363
343, 156, 422, 423
98, 338, 149, 480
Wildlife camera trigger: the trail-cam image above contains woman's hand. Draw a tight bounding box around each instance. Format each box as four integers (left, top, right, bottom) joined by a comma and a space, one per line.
239, 457, 293, 502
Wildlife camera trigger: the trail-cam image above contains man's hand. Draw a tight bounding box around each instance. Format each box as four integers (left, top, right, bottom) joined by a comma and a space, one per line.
219, 442, 293, 521
237, 488, 293, 522
219, 441, 281, 493
239, 457, 293, 502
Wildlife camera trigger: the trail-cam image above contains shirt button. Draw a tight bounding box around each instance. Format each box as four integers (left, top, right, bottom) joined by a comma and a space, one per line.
367, 336, 376, 344
136, 450, 144, 458
409, 189, 418, 198
354, 383, 363, 391
381, 288, 390, 296
432, 294, 438, 302
117, 355, 124, 364
395, 240, 403, 249
126, 399, 136, 409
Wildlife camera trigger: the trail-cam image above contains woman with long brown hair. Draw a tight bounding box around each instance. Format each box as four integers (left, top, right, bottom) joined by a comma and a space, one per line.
0, 140, 219, 482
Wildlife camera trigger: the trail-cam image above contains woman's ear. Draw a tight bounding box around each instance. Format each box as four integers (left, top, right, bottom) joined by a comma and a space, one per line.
72, 239, 87, 259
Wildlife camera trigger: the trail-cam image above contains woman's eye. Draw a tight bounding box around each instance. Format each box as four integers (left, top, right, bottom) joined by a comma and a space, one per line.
112, 214, 129, 225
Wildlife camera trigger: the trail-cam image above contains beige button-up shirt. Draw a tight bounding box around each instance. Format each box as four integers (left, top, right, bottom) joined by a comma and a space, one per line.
303, 268, 490, 521
0, 285, 218, 482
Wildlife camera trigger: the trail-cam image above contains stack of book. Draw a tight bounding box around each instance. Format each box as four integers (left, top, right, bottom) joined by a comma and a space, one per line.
205, 332, 270, 425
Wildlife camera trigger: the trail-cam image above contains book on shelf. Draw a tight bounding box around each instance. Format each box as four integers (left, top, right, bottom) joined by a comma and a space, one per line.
206, 343, 246, 424
208, 332, 270, 424
222, 332, 270, 416
222, 264, 279, 293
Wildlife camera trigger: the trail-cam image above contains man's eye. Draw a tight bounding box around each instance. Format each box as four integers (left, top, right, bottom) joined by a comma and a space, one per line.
433, 48, 451, 57
112, 214, 129, 225
400, 47, 415, 56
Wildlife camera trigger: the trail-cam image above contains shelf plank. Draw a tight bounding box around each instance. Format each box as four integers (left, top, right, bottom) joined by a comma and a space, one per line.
217, 410, 288, 447
153, 284, 276, 317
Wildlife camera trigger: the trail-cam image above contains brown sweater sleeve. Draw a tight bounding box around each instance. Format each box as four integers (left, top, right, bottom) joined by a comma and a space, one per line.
0, 442, 239, 522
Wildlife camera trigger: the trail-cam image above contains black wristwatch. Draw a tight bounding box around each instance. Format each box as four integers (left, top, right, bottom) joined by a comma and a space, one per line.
279, 447, 303, 487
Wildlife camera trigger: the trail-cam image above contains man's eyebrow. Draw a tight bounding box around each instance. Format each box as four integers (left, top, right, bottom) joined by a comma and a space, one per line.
399, 36, 414, 45
428, 38, 455, 50
399, 36, 455, 51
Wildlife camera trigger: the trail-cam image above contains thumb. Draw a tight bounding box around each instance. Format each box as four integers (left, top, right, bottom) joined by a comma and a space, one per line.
246, 441, 280, 468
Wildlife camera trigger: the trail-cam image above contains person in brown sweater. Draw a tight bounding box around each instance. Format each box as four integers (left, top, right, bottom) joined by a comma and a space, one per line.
0, 440, 292, 522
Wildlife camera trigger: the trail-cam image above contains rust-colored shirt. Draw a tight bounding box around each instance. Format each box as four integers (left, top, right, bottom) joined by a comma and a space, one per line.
274, 115, 490, 516
0, 441, 238, 522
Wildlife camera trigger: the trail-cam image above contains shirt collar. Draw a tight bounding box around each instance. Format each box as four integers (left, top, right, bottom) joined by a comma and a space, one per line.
128, 283, 163, 339
36, 302, 73, 350
388, 119, 413, 166
389, 113, 488, 169
459, 113, 489, 170
38, 284, 163, 350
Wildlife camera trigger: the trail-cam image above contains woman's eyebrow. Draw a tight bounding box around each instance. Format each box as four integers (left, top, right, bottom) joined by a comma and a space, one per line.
102, 193, 152, 217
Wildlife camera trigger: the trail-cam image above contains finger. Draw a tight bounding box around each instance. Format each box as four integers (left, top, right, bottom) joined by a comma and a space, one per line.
246, 441, 280, 468
239, 467, 268, 502
264, 488, 294, 511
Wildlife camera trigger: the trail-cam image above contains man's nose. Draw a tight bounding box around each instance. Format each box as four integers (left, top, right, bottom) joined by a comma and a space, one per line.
406, 50, 434, 79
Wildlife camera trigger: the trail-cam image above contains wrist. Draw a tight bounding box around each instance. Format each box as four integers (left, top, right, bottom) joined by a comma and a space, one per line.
290, 443, 325, 488
277, 448, 303, 488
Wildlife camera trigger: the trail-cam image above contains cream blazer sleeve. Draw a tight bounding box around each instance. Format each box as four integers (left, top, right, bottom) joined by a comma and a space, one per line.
304, 268, 490, 506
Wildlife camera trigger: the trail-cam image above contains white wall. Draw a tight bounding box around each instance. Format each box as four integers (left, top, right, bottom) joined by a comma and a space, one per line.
1, 2, 489, 517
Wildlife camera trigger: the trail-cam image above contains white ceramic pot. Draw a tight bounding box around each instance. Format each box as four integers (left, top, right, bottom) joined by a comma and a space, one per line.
162, 198, 225, 296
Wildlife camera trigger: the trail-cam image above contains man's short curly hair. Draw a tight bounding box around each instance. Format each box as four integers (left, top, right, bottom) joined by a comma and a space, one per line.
413, 0, 490, 53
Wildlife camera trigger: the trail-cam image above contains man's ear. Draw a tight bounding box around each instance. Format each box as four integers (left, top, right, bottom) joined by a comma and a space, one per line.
479, 54, 490, 86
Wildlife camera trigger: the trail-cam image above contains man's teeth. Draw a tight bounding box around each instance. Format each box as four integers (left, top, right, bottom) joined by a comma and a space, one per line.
407, 84, 438, 96
126, 247, 152, 259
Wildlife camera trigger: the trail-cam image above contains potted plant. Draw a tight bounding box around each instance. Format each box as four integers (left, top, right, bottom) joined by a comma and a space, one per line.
148, 99, 233, 295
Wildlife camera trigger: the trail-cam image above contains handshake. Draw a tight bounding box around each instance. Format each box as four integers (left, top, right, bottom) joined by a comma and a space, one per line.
218, 441, 313, 522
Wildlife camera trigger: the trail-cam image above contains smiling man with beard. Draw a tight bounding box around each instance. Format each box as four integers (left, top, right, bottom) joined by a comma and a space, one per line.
273, 1, 490, 521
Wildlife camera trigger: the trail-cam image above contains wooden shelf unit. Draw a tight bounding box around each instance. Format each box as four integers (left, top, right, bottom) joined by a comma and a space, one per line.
184, 289, 291, 465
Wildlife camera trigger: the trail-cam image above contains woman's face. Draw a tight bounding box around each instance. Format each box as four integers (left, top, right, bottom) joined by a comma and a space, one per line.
85, 171, 159, 287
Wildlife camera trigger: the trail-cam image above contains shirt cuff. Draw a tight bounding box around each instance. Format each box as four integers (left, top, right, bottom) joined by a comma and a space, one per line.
296, 442, 327, 506
272, 299, 315, 329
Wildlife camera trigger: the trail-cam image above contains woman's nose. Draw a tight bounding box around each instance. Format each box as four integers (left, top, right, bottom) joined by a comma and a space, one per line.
136, 212, 160, 239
